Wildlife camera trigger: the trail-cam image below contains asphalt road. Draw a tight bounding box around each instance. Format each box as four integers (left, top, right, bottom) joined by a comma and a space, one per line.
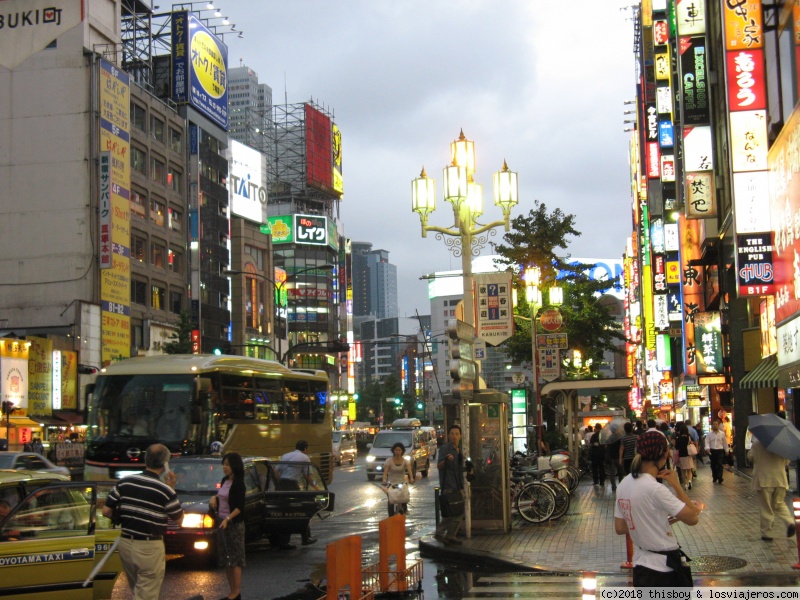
111, 454, 441, 599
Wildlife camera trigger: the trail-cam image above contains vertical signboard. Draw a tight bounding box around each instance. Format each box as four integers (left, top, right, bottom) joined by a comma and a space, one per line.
0, 339, 29, 415
474, 272, 514, 346
228, 140, 266, 223
680, 217, 704, 376
694, 311, 722, 375
305, 104, 333, 192
737, 233, 774, 297
332, 123, 343, 196
99, 59, 131, 363
27, 337, 52, 416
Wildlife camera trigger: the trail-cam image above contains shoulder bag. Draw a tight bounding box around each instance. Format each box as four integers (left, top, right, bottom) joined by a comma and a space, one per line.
687, 441, 698, 456
439, 488, 464, 517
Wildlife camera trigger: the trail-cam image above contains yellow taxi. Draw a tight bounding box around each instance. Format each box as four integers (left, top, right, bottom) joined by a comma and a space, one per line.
0, 469, 122, 599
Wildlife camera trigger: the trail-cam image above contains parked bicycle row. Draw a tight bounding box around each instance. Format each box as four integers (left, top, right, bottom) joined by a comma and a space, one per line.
510, 448, 584, 523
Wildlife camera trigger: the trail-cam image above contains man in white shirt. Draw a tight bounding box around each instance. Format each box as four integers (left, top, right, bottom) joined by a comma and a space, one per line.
704, 419, 728, 483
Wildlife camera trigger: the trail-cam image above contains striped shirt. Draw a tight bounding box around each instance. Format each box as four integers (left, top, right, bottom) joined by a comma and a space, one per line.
620, 434, 638, 460
107, 470, 183, 537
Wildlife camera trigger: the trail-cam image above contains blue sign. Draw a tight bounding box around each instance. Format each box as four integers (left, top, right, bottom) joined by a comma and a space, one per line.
658, 119, 674, 148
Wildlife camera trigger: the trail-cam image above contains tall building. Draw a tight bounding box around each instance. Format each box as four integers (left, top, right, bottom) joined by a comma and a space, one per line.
350, 242, 398, 319
351, 242, 372, 317
227, 65, 272, 152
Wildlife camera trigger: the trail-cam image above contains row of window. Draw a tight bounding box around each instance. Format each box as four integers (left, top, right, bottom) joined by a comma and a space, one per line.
130, 191, 183, 232
131, 146, 183, 192
130, 102, 183, 154
131, 232, 183, 274
131, 279, 183, 314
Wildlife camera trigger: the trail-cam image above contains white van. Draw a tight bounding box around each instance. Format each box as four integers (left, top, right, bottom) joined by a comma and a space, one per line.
365, 419, 430, 481
419, 426, 438, 458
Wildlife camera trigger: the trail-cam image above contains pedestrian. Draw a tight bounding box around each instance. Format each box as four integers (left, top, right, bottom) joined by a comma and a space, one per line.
705, 418, 728, 483
674, 422, 694, 490
751, 412, 796, 542
31, 437, 43, 455
633, 420, 645, 436
693, 423, 706, 465
614, 431, 701, 587
278, 440, 318, 546
434, 425, 465, 546
382, 442, 414, 516
619, 422, 638, 476
607, 435, 623, 491
589, 423, 605, 486
209, 452, 245, 600
102, 444, 184, 600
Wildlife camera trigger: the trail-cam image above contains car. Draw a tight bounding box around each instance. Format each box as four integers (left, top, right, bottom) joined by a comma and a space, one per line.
365, 420, 430, 481
0, 470, 123, 599
165, 456, 335, 562
332, 430, 357, 465
0, 451, 71, 478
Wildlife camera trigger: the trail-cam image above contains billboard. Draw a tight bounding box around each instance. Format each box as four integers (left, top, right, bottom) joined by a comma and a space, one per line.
0, 1, 84, 70
736, 232, 774, 297
264, 215, 336, 248
228, 140, 266, 223
172, 11, 229, 130
679, 36, 710, 124
305, 104, 334, 193
99, 59, 131, 363
474, 272, 514, 346
332, 123, 344, 195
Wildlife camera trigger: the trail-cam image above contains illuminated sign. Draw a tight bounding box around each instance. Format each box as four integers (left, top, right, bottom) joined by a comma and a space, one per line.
658, 119, 674, 148
685, 172, 716, 219
733, 172, 771, 233
726, 49, 766, 111
228, 140, 266, 223
730, 110, 768, 172
675, 0, 706, 36
332, 123, 343, 195
736, 232, 774, 297
295, 215, 328, 246
683, 125, 713, 171
680, 36, 709, 124
171, 11, 229, 130
694, 311, 722, 375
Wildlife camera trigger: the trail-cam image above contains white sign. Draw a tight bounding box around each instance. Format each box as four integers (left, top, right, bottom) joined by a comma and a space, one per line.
777, 315, 800, 366
227, 140, 267, 224
512, 372, 525, 385
473, 338, 487, 360
0, 1, 84, 70
474, 272, 514, 346
1, 357, 28, 409
539, 348, 560, 382
733, 171, 771, 234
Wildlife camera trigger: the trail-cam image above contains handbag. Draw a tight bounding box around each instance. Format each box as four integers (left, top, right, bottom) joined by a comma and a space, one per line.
687, 441, 698, 456
439, 488, 464, 518
387, 484, 410, 505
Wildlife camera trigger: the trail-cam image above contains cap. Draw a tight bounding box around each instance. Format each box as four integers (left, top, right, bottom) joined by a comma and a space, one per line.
636, 430, 668, 462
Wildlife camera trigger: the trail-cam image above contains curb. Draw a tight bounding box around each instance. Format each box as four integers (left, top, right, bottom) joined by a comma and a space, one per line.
418, 536, 541, 573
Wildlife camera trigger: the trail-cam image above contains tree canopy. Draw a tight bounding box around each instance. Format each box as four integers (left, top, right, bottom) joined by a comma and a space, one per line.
492, 201, 625, 378
162, 309, 194, 354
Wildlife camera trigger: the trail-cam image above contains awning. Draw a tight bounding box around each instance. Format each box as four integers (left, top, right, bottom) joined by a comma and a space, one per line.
28, 412, 84, 426
740, 354, 778, 390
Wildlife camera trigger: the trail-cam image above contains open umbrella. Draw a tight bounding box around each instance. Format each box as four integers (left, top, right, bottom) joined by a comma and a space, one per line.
748, 413, 800, 460
597, 417, 629, 445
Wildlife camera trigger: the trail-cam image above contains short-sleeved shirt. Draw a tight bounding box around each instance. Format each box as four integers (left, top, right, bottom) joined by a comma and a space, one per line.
106, 470, 183, 538
615, 473, 687, 572
279, 449, 312, 482
620, 434, 638, 460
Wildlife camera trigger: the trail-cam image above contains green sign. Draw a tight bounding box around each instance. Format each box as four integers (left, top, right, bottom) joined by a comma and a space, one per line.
262, 216, 294, 244
511, 388, 527, 414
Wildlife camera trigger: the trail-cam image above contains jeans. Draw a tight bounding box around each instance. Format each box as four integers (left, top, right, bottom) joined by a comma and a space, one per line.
709, 449, 725, 481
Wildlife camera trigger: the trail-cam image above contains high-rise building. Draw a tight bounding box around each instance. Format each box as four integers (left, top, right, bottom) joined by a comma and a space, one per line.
350, 242, 398, 319
351, 242, 372, 317
227, 65, 272, 152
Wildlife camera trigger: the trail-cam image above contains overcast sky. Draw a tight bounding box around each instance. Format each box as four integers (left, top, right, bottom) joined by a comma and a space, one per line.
224, 1, 637, 316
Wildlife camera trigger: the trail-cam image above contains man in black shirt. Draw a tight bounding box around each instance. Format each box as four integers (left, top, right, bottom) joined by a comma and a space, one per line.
103, 443, 183, 600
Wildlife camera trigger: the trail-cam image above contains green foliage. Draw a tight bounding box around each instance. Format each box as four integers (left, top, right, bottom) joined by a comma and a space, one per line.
163, 309, 194, 354
492, 201, 626, 378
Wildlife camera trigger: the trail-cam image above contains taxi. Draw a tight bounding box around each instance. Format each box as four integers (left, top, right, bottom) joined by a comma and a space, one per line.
0, 470, 122, 599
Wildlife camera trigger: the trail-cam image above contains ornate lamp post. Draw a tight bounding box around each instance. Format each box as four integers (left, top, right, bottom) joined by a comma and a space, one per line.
411, 130, 519, 536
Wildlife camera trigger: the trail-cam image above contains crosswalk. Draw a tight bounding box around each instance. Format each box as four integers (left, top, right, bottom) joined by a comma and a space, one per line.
445, 572, 633, 599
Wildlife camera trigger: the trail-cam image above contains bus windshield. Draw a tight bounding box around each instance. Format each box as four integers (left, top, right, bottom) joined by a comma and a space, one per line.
89, 374, 195, 443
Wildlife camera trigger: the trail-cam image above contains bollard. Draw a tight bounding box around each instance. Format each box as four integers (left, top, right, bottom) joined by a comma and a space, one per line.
620, 533, 633, 569
793, 498, 800, 570
581, 570, 597, 599
434, 485, 440, 525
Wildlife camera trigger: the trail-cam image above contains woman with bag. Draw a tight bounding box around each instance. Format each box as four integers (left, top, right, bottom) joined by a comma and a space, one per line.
614, 431, 702, 587
382, 442, 414, 516
208, 453, 246, 600
675, 422, 695, 490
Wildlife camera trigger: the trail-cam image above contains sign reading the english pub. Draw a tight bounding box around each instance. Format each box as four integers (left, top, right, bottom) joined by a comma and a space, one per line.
736, 232, 774, 297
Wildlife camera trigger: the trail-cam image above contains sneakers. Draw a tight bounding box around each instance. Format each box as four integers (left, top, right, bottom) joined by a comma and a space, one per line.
788, 524, 796, 538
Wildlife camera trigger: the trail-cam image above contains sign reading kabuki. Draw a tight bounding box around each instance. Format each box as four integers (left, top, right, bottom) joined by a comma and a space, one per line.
0, 1, 83, 70
171, 11, 228, 129
474, 272, 513, 346
736, 232, 774, 297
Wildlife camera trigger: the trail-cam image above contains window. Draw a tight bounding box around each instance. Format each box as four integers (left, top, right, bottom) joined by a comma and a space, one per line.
151, 157, 166, 185
150, 198, 165, 227
131, 102, 146, 131
131, 234, 146, 262
130, 191, 146, 218
168, 248, 181, 273
170, 290, 183, 314
168, 208, 182, 232
131, 280, 147, 305
170, 128, 183, 153
167, 168, 182, 192
151, 115, 165, 143
131, 146, 146, 175
244, 244, 264, 270
151, 283, 166, 310
151, 241, 166, 269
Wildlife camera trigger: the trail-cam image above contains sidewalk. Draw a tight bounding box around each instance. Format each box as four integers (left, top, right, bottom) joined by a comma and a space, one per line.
419, 460, 800, 575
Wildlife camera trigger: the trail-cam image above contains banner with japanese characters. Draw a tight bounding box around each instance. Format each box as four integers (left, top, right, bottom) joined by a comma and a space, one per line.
474, 272, 514, 346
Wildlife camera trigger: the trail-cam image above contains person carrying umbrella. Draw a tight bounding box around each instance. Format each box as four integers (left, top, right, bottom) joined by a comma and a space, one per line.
749, 411, 798, 541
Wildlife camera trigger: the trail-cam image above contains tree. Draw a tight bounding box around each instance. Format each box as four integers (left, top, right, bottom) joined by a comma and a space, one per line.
493, 201, 625, 378
163, 309, 194, 354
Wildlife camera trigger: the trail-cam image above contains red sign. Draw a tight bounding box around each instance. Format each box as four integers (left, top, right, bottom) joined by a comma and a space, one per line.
726, 48, 766, 111
646, 142, 661, 178
540, 309, 563, 332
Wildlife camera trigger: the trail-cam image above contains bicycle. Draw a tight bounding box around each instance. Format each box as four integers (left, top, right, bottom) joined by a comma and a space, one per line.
510, 476, 556, 523
380, 482, 409, 516
513, 466, 571, 520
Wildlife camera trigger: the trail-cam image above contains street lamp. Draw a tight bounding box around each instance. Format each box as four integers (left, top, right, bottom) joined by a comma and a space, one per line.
224, 263, 335, 363
411, 130, 519, 536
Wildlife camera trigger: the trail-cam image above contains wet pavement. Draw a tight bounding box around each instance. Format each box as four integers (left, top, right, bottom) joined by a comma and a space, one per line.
420, 460, 800, 581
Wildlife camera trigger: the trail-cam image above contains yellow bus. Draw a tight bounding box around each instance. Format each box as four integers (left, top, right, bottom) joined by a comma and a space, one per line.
84, 355, 334, 483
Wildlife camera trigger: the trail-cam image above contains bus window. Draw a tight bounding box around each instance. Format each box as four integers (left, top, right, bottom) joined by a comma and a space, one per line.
254, 378, 284, 420
220, 373, 255, 420
285, 380, 314, 422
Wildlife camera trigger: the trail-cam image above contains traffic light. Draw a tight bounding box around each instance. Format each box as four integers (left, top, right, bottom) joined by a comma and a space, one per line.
1, 401, 14, 416
416, 401, 424, 410
213, 348, 223, 356
353, 393, 359, 402
394, 396, 402, 405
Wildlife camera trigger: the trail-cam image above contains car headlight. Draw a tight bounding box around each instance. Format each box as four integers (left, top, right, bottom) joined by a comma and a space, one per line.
181, 513, 215, 529
404, 455, 411, 461
366, 455, 375, 463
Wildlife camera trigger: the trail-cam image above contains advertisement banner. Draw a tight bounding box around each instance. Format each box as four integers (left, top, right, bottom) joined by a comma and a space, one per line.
474, 272, 514, 346
228, 140, 266, 223
0, 338, 29, 414
736, 232, 774, 297
27, 337, 52, 416
537, 333, 568, 350
0, 1, 84, 70
723, 0, 763, 51
539, 348, 560, 382
305, 104, 333, 192
675, 0, 706, 36
679, 36, 710, 124
295, 214, 328, 246
694, 311, 722, 375
171, 11, 228, 129
730, 110, 768, 171
680, 218, 704, 376
332, 123, 343, 195
683, 126, 713, 171
263, 216, 293, 244
685, 172, 717, 218
733, 171, 771, 233
60, 351, 77, 410
726, 48, 766, 111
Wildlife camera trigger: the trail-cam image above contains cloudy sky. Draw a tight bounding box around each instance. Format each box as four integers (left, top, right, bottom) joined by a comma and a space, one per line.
223, 1, 637, 316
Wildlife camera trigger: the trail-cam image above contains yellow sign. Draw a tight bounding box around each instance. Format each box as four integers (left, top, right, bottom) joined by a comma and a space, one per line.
61, 351, 78, 410
191, 31, 227, 99
102, 312, 131, 363
27, 337, 52, 416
